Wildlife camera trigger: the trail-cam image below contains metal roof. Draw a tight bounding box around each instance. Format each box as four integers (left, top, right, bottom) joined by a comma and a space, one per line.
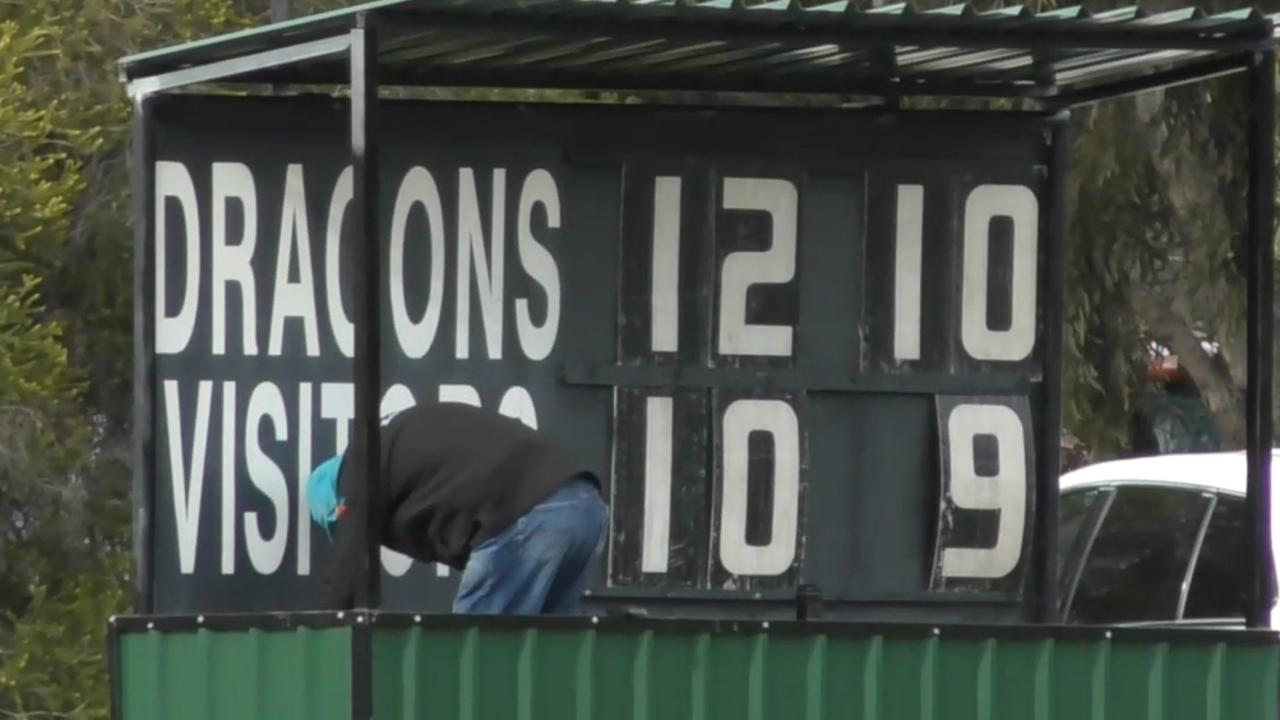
119, 0, 1278, 104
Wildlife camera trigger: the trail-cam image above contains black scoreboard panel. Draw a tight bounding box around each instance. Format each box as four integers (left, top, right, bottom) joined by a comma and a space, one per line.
144, 96, 1053, 621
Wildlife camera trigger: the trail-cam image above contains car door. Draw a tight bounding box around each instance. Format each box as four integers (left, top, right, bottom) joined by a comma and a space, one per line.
1060, 484, 1214, 625
1056, 486, 1109, 612
1180, 492, 1249, 625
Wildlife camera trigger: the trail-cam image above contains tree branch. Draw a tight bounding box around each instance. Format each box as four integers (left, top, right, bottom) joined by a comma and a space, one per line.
1129, 283, 1245, 447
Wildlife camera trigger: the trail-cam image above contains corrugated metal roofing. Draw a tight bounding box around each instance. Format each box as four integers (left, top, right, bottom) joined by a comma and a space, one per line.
118, 0, 1280, 102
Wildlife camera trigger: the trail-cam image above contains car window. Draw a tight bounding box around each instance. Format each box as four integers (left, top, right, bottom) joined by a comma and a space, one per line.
1067, 486, 1211, 624
1057, 488, 1102, 579
1183, 494, 1248, 620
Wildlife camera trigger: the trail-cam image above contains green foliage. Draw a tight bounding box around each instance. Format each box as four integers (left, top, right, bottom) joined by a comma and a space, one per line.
0, 2, 262, 718
0, 556, 129, 720
1, 0, 251, 419
1062, 70, 1259, 456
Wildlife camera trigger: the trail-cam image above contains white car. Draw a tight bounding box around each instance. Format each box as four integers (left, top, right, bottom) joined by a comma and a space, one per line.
1057, 450, 1280, 627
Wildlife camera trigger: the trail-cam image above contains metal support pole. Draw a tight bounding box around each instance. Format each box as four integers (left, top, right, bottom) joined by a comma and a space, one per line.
270, 0, 291, 22
131, 94, 157, 615
1037, 113, 1070, 623
349, 14, 382, 613
349, 15, 380, 719
1246, 48, 1276, 629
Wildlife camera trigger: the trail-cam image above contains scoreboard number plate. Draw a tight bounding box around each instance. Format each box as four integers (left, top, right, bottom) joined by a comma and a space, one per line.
608, 390, 806, 591
930, 395, 1035, 593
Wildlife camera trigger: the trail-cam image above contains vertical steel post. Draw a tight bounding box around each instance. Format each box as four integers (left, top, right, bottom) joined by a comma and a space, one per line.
349, 15, 380, 719
1037, 113, 1070, 623
1246, 48, 1276, 629
106, 618, 126, 720
131, 93, 157, 615
349, 14, 382, 613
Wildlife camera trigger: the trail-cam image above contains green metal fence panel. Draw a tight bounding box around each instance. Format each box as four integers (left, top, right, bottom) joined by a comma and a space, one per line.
113, 618, 1279, 719
373, 625, 1280, 720
117, 626, 351, 720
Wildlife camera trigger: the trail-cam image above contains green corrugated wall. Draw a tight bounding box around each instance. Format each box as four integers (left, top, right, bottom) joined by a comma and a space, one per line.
118, 626, 351, 720
373, 626, 1279, 720
117, 622, 1280, 719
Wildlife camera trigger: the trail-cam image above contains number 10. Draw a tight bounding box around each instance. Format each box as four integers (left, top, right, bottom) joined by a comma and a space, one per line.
639, 395, 802, 578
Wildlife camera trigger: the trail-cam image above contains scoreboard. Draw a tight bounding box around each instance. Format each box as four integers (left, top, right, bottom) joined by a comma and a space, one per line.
142, 95, 1053, 620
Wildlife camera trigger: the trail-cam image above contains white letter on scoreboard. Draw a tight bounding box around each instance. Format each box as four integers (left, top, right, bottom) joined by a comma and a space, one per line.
515, 169, 562, 361
651, 176, 681, 354
326, 167, 354, 358
498, 386, 539, 430
390, 167, 446, 359
268, 164, 321, 357
164, 380, 213, 575
296, 382, 312, 576
155, 161, 201, 355
438, 384, 481, 408
942, 403, 1026, 579
456, 168, 506, 360
221, 381, 237, 575
893, 184, 924, 361
641, 396, 674, 574
961, 184, 1038, 362
211, 163, 259, 356
245, 382, 290, 575
321, 382, 354, 455
718, 178, 797, 357
719, 399, 800, 576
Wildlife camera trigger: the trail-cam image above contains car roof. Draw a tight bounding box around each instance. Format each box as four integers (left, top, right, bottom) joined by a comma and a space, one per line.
1058, 450, 1280, 497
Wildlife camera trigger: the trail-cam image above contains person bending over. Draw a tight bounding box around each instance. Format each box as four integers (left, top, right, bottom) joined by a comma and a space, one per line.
306, 402, 607, 614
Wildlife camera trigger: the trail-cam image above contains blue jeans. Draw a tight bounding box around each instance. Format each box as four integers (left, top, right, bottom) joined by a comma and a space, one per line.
453, 477, 607, 615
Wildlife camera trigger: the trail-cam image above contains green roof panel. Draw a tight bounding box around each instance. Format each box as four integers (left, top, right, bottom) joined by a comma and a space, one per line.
865, 2, 909, 13
923, 4, 974, 16
805, 0, 850, 13
1035, 6, 1087, 19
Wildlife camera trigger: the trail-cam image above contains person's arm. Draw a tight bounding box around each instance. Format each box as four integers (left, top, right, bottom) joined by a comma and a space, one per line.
322, 460, 362, 610
324, 411, 402, 608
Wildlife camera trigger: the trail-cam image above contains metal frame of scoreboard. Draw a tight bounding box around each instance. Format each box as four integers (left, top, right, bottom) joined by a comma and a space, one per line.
118, 0, 1277, 632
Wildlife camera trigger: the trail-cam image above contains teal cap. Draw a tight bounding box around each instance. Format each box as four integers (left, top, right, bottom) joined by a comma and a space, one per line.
306, 454, 345, 541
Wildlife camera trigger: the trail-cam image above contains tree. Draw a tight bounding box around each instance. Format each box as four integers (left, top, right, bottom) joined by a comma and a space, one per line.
0, 2, 263, 717
1062, 45, 1272, 458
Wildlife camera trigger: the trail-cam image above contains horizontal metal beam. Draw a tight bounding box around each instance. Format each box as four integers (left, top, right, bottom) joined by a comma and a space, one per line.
126, 35, 351, 98
143, 62, 1055, 102
375, 60, 1055, 99
562, 364, 1037, 395
108, 609, 1280, 644
1052, 53, 1251, 108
